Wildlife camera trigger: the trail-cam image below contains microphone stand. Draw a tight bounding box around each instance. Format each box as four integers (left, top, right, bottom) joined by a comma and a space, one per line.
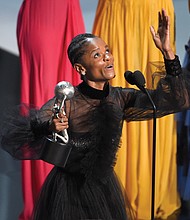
144, 88, 157, 220
125, 70, 157, 219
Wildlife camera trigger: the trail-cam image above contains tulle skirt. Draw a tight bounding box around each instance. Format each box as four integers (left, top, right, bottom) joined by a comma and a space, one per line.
31, 167, 133, 220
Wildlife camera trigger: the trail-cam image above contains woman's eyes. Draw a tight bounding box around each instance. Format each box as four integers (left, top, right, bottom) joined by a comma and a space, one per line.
105, 49, 110, 54
94, 53, 100, 58
94, 49, 110, 58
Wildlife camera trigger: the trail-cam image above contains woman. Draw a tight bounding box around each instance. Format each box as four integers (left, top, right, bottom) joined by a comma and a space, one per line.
1, 9, 190, 220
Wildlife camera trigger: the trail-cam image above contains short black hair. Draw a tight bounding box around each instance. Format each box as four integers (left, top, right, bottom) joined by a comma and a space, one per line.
67, 33, 97, 66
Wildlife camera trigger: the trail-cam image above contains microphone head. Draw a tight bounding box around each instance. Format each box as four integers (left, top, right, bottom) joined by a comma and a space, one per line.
54, 81, 74, 100
133, 70, 146, 88
124, 70, 146, 91
124, 71, 135, 85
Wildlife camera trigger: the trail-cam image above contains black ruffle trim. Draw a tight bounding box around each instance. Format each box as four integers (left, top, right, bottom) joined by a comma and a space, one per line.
164, 55, 182, 76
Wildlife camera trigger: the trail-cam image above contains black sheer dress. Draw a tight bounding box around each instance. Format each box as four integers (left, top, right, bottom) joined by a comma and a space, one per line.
1, 56, 190, 220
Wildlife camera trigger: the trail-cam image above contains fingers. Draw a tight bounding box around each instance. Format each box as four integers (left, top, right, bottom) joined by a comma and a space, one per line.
49, 114, 69, 133
54, 116, 68, 124
159, 9, 170, 30
150, 25, 160, 41
54, 114, 68, 126
150, 25, 156, 37
54, 112, 66, 119
150, 8, 170, 35
158, 11, 162, 28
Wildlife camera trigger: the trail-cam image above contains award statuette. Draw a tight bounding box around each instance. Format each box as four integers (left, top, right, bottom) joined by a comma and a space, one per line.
41, 81, 74, 167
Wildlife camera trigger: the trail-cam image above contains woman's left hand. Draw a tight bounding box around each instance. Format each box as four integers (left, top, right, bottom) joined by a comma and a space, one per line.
150, 8, 175, 59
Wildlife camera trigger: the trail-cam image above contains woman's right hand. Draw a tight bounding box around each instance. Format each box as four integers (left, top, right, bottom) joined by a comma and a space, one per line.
49, 113, 69, 133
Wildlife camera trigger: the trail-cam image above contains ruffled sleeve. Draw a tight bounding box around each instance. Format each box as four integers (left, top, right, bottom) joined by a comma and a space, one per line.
0, 99, 55, 160
123, 55, 190, 121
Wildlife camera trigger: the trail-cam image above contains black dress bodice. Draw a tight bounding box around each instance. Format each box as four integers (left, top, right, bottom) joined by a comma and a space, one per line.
63, 82, 123, 179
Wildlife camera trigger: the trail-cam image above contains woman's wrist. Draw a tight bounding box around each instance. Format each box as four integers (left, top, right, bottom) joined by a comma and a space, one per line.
162, 49, 175, 60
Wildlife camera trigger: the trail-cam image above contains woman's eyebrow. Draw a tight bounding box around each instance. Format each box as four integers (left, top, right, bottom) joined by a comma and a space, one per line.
90, 47, 100, 54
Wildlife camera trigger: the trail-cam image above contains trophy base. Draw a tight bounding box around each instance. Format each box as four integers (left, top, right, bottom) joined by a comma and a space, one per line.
41, 137, 72, 168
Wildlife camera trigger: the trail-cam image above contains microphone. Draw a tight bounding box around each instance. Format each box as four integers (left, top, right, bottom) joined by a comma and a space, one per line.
124, 70, 157, 220
124, 70, 135, 85
124, 70, 146, 92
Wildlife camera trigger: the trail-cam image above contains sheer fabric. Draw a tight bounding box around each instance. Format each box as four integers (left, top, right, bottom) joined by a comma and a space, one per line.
92, 0, 179, 218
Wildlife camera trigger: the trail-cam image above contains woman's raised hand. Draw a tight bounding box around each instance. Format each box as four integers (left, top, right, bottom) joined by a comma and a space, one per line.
150, 8, 175, 59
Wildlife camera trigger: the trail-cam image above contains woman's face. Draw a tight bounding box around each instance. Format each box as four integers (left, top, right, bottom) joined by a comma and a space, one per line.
76, 37, 115, 88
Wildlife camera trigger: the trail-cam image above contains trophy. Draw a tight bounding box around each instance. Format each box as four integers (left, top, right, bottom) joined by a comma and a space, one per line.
41, 81, 74, 167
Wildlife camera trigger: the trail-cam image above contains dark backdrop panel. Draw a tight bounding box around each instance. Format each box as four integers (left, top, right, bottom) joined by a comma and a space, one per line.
0, 48, 23, 220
